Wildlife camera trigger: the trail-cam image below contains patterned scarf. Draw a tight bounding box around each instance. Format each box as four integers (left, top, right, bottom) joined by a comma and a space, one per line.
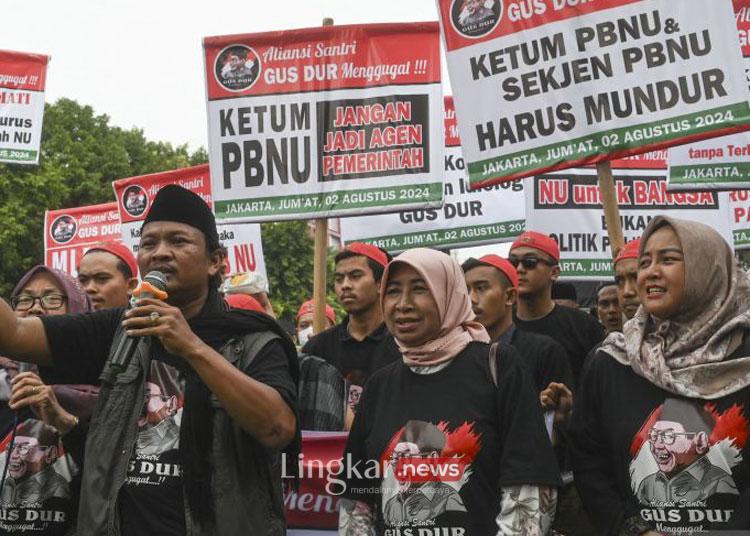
600, 216, 750, 399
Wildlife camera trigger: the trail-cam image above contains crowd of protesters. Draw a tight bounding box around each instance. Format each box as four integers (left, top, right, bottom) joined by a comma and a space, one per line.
0, 185, 748, 535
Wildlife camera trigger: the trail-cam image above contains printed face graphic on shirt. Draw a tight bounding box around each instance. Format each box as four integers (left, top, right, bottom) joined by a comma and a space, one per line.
0, 419, 71, 512
629, 399, 747, 511
139, 381, 178, 428
380, 420, 481, 527
8, 436, 57, 480
648, 419, 708, 476
135, 380, 183, 457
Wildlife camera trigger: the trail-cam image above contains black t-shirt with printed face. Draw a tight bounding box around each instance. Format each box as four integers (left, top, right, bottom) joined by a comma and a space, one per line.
302, 317, 400, 411
514, 304, 605, 385
119, 356, 187, 536
342, 342, 561, 535
39, 308, 297, 536
570, 350, 750, 534
0, 417, 77, 536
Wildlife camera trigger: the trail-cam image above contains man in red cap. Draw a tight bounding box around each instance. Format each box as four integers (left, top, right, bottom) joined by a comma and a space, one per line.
462, 255, 572, 394
509, 230, 604, 536
302, 242, 398, 412
296, 299, 335, 347
509, 231, 605, 383
614, 238, 641, 320
77, 242, 138, 310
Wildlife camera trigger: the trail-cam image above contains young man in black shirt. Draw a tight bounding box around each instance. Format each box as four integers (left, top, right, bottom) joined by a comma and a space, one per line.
509, 231, 605, 384
302, 243, 398, 412
462, 254, 573, 394
509, 230, 605, 536
0, 185, 298, 536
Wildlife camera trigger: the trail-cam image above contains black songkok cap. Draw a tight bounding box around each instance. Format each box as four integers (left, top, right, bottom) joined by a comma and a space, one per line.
141, 185, 219, 245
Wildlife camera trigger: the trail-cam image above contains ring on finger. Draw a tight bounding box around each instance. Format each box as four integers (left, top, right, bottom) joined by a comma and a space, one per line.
149, 311, 161, 326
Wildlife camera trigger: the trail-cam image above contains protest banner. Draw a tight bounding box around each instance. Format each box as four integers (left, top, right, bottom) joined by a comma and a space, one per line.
44, 202, 122, 276
203, 22, 443, 222
667, 0, 750, 190
729, 189, 750, 249
284, 432, 347, 533
606, 149, 668, 170
340, 96, 525, 251
524, 167, 734, 279
0, 49, 49, 165
437, 0, 750, 188
111, 165, 268, 281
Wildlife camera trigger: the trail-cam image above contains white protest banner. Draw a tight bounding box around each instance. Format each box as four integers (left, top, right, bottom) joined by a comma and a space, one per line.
0, 49, 49, 165
437, 0, 750, 188
203, 23, 443, 222
111, 165, 267, 280
524, 167, 733, 279
44, 202, 122, 276
340, 96, 525, 251
729, 190, 750, 249
667, 0, 750, 190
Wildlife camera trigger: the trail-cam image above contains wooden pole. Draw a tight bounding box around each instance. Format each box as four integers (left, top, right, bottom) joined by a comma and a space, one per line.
596, 161, 625, 259
313, 16, 334, 335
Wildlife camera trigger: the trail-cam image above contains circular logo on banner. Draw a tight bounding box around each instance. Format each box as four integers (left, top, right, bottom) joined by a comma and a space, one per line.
122, 185, 149, 218
50, 215, 77, 244
214, 45, 261, 92
450, 0, 502, 38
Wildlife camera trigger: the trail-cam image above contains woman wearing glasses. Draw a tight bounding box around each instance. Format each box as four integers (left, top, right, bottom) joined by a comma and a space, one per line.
569, 217, 750, 535
339, 248, 560, 535
0, 265, 97, 536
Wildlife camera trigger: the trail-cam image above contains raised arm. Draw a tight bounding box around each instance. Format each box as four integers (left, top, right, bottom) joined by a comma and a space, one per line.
0, 298, 52, 365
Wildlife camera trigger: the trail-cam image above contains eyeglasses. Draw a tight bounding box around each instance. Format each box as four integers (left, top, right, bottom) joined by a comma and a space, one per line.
507, 256, 557, 270
11, 294, 67, 312
144, 393, 171, 404
648, 428, 697, 445
10, 443, 47, 456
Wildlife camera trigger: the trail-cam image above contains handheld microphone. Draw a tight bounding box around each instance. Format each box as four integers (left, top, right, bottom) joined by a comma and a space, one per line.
110, 271, 168, 373
17, 362, 33, 374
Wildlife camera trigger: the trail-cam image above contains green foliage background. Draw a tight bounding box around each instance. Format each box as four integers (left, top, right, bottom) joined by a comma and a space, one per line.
0, 98, 338, 324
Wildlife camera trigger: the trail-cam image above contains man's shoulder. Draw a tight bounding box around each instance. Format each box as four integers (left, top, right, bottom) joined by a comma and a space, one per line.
302, 323, 344, 353
513, 328, 562, 351
553, 303, 598, 324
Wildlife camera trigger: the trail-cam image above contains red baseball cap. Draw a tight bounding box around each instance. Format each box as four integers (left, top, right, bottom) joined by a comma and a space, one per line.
225, 293, 264, 313
476, 255, 519, 288
297, 299, 336, 325
614, 238, 641, 265
344, 242, 389, 268
85, 241, 138, 279
510, 231, 560, 262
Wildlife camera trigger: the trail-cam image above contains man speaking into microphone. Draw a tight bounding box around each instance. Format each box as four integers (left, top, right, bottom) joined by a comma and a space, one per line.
0, 185, 299, 536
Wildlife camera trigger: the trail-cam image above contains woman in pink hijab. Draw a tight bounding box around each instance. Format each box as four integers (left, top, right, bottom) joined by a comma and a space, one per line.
339, 248, 561, 535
